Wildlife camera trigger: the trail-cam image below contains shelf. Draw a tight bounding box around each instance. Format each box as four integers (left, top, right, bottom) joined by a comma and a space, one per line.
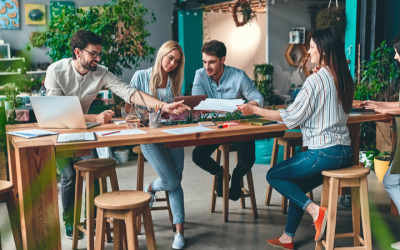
0, 72, 21, 75
26, 70, 47, 74
0, 57, 25, 62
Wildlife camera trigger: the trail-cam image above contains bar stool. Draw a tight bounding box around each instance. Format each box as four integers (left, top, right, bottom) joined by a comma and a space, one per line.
95, 190, 157, 250
211, 143, 258, 222
0, 181, 22, 250
265, 132, 313, 214
315, 166, 372, 250
72, 159, 119, 250
133, 145, 175, 233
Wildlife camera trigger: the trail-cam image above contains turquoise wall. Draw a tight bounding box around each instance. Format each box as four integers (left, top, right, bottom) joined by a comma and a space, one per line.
178, 9, 203, 95
345, 0, 358, 78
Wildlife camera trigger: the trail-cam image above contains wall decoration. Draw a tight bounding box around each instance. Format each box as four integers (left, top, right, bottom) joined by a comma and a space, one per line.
25, 4, 46, 25
50, 1, 75, 20
232, 0, 256, 27
0, 0, 20, 30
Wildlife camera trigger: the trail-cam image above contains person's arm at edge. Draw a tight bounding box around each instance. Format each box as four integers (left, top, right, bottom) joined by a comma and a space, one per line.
360, 100, 399, 109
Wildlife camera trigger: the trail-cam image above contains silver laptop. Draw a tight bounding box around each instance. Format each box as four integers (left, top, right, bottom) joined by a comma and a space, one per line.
30, 96, 102, 129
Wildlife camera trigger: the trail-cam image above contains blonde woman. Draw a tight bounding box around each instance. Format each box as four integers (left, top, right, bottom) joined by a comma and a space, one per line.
129, 41, 186, 249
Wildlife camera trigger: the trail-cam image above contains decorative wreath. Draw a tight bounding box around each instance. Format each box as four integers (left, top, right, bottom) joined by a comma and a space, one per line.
232, 0, 256, 27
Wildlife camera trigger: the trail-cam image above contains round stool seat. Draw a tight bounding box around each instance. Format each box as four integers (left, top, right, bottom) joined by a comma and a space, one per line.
279, 132, 302, 141
74, 159, 117, 171
132, 145, 142, 155
322, 165, 370, 178
95, 190, 151, 210
0, 181, 13, 194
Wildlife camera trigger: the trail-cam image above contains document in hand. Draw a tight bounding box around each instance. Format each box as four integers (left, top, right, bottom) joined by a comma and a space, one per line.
7, 129, 59, 139
193, 98, 245, 113
57, 132, 97, 143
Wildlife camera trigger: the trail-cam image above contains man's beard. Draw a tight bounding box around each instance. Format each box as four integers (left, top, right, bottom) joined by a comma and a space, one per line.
80, 59, 98, 71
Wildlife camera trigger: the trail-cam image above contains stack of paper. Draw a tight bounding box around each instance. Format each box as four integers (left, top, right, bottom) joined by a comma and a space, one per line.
194, 98, 245, 113
95, 129, 147, 137
7, 129, 58, 139
162, 126, 214, 135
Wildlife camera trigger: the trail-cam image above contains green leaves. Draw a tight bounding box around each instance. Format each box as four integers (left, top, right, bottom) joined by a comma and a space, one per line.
25, 0, 156, 76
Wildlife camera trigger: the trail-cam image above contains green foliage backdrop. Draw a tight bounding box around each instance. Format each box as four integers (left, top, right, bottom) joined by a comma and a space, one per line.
27, 0, 156, 76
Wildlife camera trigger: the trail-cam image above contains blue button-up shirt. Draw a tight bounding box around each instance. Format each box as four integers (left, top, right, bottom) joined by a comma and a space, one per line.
191, 65, 264, 107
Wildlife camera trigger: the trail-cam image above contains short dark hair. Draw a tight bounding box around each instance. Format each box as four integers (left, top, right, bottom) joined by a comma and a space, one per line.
394, 34, 400, 54
201, 40, 226, 59
70, 30, 103, 59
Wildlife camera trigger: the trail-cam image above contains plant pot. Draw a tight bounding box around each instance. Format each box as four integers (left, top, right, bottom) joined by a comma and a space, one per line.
374, 156, 391, 181
114, 149, 129, 164
4, 101, 14, 111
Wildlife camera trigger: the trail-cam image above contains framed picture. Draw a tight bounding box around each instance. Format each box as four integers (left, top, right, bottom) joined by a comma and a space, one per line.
50, 1, 75, 20
0, 43, 10, 58
292, 27, 306, 44
289, 31, 300, 44
25, 4, 46, 25
0, 0, 20, 30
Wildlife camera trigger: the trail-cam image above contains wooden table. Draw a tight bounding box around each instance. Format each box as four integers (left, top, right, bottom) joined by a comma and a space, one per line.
6, 113, 393, 250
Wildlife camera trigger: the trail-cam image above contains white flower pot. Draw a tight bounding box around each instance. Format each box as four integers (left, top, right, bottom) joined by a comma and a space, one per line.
114, 149, 129, 164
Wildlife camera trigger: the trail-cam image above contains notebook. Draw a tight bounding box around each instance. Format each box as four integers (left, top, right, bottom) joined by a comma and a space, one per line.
57, 132, 97, 143
240, 119, 278, 126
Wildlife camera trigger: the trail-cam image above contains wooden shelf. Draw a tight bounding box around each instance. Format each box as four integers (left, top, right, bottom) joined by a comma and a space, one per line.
26, 70, 47, 74
0, 57, 25, 62
0, 72, 21, 75
284, 44, 308, 67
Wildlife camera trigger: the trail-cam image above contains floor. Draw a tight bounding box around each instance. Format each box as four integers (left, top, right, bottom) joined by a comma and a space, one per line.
0, 146, 399, 249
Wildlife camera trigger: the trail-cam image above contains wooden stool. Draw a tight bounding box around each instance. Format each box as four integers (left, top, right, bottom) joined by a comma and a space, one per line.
265, 132, 313, 214
315, 166, 372, 250
0, 181, 22, 250
95, 190, 157, 250
133, 145, 175, 233
211, 143, 258, 222
72, 159, 119, 250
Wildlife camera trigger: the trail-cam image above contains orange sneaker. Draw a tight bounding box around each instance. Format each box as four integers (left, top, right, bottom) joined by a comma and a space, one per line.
267, 237, 294, 250
314, 207, 328, 241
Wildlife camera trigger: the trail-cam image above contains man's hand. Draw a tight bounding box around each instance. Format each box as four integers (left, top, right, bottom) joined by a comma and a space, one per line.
162, 100, 191, 115
95, 110, 114, 124
237, 104, 255, 116
364, 103, 386, 114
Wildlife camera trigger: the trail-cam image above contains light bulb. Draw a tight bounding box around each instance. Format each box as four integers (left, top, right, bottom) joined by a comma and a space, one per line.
211, 8, 214, 13
229, 4, 232, 11
259, 0, 262, 7
194, 11, 197, 16
219, 5, 222, 13
272, 0, 275, 4
186, 11, 190, 15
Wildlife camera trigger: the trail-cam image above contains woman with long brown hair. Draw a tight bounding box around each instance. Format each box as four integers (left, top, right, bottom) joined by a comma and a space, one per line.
238, 28, 354, 249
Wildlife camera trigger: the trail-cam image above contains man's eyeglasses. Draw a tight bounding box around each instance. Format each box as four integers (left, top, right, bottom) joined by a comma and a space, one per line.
83, 49, 103, 59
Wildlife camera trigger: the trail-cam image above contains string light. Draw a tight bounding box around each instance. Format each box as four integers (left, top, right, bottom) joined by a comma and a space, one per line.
229, 4, 232, 11
210, 7, 214, 13
219, 5, 222, 13
194, 11, 197, 16
186, 11, 190, 15
259, 0, 262, 7
272, 0, 275, 4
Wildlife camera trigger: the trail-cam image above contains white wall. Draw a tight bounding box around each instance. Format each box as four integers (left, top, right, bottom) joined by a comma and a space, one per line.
206, 12, 266, 80
267, 1, 332, 96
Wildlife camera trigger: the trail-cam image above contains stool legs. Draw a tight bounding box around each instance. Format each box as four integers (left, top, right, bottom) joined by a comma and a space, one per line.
351, 186, 361, 246
222, 144, 230, 222
359, 177, 372, 249
143, 205, 157, 250
246, 170, 258, 218
325, 178, 339, 250
73, 171, 84, 250
3, 190, 22, 250
86, 171, 95, 250
210, 149, 221, 213
94, 208, 105, 250
126, 210, 139, 250
315, 176, 330, 250
100, 178, 112, 243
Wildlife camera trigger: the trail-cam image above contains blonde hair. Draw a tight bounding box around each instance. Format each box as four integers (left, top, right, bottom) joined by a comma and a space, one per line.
149, 41, 185, 98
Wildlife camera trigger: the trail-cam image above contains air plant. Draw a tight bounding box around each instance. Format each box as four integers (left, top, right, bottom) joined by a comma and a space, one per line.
184, 111, 194, 124
197, 113, 209, 122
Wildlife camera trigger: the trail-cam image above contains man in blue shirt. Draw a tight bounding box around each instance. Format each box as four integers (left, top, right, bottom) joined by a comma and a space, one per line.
192, 40, 264, 201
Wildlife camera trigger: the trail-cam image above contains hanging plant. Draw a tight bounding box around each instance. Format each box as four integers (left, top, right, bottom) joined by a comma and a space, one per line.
29, 31, 45, 48
232, 0, 256, 27
315, 6, 346, 35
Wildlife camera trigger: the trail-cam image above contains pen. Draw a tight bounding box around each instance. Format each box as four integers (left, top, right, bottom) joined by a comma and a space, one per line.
102, 131, 120, 136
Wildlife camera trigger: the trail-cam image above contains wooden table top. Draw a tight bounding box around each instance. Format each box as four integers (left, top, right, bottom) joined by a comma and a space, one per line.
6, 113, 393, 152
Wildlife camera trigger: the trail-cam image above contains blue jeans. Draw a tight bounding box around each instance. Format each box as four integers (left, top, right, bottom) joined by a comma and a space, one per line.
56, 149, 100, 224
267, 145, 353, 237
141, 143, 185, 224
383, 163, 400, 214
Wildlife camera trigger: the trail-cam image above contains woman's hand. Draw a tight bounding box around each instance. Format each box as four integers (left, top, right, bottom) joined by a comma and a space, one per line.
237, 104, 255, 116
364, 103, 386, 114
162, 100, 191, 114
360, 100, 378, 108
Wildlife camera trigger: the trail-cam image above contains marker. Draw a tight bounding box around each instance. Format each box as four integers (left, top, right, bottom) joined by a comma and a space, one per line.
102, 131, 120, 136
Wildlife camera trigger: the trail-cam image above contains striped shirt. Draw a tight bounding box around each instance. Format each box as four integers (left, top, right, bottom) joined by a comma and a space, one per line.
280, 67, 351, 149
129, 67, 176, 104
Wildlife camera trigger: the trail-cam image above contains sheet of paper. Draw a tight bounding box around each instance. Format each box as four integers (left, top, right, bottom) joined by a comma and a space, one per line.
194, 98, 245, 112
7, 129, 58, 139
162, 126, 214, 135
95, 129, 147, 137
112, 120, 127, 124
57, 132, 96, 143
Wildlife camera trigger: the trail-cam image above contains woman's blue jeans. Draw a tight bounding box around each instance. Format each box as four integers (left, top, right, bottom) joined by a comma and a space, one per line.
141, 143, 185, 224
267, 145, 353, 237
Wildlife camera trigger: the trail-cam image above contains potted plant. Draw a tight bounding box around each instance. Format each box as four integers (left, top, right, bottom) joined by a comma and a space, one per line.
316, 6, 346, 35
253, 64, 280, 106
4, 90, 16, 111
114, 146, 129, 164
363, 148, 391, 181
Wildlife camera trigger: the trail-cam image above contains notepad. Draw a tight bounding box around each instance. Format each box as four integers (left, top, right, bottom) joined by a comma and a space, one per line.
7, 129, 59, 139
162, 126, 214, 135
57, 133, 97, 143
241, 119, 278, 126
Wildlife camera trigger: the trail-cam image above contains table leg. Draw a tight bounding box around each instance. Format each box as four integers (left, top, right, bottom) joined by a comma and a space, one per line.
7, 136, 19, 214
15, 141, 61, 250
